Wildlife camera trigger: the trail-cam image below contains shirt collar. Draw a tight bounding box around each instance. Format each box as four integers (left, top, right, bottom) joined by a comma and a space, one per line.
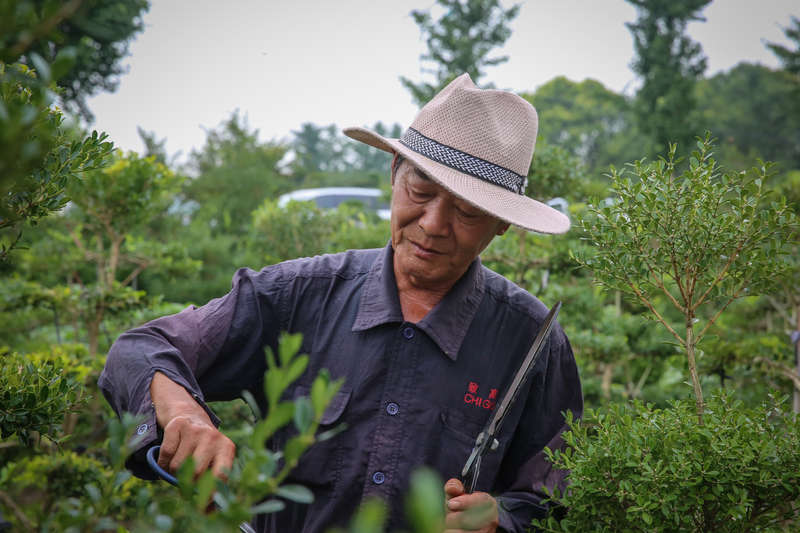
352, 242, 485, 361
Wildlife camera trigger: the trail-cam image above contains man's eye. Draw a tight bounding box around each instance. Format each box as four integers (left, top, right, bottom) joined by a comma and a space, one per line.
409, 188, 432, 200
457, 207, 480, 219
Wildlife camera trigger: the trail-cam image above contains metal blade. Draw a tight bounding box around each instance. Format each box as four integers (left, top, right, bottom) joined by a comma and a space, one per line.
459, 301, 562, 492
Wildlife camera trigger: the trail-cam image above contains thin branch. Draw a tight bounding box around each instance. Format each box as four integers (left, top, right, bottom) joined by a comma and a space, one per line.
692, 238, 745, 311
627, 281, 685, 346
696, 278, 751, 343
765, 295, 793, 328
0, 489, 35, 530
8, 0, 83, 59
119, 262, 149, 288
754, 357, 800, 390
69, 230, 100, 262
635, 241, 686, 314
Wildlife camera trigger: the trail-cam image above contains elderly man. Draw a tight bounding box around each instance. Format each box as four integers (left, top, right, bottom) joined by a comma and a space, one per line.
99, 74, 582, 533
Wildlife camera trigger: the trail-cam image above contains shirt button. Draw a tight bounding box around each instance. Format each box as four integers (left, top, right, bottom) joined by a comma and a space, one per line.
136, 423, 149, 435
402, 327, 414, 339
386, 402, 399, 416
372, 471, 385, 485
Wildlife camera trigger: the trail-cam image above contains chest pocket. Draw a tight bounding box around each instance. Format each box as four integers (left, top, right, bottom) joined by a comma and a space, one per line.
273, 386, 351, 490
428, 407, 509, 493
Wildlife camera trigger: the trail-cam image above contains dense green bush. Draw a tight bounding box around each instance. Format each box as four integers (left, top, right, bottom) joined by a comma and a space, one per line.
0, 349, 85, 445
534, 392, 800, 532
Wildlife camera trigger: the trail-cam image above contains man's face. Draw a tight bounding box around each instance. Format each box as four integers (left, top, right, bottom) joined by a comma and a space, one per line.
391, 160, 509, 291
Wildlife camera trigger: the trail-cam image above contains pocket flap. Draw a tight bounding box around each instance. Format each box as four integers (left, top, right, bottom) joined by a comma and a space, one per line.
293, 386, 351, 425
320, 389, 351, 425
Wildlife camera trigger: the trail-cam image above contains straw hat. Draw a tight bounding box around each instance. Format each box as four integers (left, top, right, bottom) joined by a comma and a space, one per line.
343, 73, 570, 234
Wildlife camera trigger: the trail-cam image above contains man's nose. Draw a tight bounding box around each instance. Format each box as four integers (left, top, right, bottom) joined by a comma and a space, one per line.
418, 198, 451, 237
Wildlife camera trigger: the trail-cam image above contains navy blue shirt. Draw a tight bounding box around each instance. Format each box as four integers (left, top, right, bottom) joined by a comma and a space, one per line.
99, 244, 582, 532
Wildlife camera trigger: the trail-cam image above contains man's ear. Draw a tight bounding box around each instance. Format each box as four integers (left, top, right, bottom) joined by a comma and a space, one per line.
496, 222, 511, 236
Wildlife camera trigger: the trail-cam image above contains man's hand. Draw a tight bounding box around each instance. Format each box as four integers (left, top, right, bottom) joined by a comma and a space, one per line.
151, 371, 236, 480
444, 478, 499, 533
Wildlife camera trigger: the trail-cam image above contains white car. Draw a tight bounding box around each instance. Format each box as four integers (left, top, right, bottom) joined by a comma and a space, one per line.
277, 187, 390, 220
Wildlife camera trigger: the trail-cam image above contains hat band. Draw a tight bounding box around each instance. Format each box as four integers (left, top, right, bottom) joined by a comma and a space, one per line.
399, 128, 527, 194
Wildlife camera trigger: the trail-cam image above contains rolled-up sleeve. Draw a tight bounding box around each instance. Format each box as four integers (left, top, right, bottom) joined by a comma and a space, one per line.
98, 265, 286, 477
495, 327, 583, 532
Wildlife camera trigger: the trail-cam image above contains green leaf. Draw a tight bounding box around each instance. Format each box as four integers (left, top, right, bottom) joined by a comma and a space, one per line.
285, 354, 308, 385
28, 52, 51, 83
293, 396, 314, 433
278, 332, 303, 366
250, 499, 286, 514
276, 484, 314, 504
50, 47, 77, 81
253, 401, 295, 446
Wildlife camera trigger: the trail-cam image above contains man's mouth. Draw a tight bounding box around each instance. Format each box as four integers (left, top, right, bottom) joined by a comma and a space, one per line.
410, 240, 445, 257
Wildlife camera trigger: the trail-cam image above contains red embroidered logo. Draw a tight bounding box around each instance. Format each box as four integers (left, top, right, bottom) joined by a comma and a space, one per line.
463, 382, 496, 410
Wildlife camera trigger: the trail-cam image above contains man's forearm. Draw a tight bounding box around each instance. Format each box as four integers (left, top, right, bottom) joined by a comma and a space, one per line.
150, 371, 213, 429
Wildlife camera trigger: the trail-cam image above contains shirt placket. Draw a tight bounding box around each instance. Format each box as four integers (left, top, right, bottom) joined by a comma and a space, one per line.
360, 322, 420, 504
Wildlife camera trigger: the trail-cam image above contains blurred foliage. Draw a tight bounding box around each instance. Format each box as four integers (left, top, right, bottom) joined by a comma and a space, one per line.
185, 111, 292, 235
695, 63, 800, 171
534, 393, 800, 532
626, 0, 712, 156
400, 0, 520, 106
245, 200, 389, 268
766, 16, 800, 76
0, 0, 149, 120
522, 77, 642, 178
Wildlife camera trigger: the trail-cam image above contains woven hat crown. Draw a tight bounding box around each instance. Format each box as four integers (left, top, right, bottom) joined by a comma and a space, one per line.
410, 74, 539, 177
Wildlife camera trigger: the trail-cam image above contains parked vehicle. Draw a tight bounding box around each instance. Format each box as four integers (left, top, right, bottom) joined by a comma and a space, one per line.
277, 187, 390, 220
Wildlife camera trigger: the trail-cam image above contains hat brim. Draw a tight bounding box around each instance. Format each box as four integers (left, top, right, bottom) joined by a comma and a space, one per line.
343, 126, 570, 234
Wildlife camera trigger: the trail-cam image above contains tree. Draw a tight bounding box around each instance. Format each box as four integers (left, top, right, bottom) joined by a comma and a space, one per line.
766, 16, 800, 76
185, 111, 291, 234
521, 77, 643, 176
2, 0, 150, 120
0, 2, 118, 261
55, 151, 193, 354
694, 63, 800, 170
626, 0, 711, 155
291, 122, 346, 174
578, 135, 798, 423
400, 0, 520, 107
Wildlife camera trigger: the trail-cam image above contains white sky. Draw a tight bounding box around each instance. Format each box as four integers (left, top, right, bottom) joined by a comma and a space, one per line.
86, 0, 798, 163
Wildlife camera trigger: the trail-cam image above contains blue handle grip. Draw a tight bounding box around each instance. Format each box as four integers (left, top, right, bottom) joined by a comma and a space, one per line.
146, 445, 179, 486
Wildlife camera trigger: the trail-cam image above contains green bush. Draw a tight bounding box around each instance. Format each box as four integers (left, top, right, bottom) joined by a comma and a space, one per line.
0, 349, 85, 445
535, 392, 800, 532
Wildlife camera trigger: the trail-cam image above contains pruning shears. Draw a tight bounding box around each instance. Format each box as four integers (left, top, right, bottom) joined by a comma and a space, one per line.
146, 445, 257, 533
460, 301, 562, 493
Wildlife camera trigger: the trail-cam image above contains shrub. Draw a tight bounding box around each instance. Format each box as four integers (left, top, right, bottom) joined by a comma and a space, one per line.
535, 392, 800, 532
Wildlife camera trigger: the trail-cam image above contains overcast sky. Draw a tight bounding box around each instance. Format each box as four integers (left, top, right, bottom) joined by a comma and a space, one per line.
85, 0, 798, 163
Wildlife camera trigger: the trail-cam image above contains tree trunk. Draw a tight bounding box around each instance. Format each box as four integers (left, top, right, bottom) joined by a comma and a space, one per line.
52, 303, 61, 344
601, 363, 613, 399
794, 303, 800, 415
686, 321, 705, 425
87, 308, 102, 356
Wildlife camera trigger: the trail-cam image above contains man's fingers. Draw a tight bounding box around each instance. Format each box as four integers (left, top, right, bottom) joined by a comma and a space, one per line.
157, 414, 235, 480
158, 424, 180, 469
444, 478, 465, 499
210, 440, 236, 481
444, 491, 498, 532
445, 506, 494, 529
192, 440, 215, 477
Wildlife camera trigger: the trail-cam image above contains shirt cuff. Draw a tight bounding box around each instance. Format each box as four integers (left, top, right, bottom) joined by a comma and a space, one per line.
123, 368, 221, 480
